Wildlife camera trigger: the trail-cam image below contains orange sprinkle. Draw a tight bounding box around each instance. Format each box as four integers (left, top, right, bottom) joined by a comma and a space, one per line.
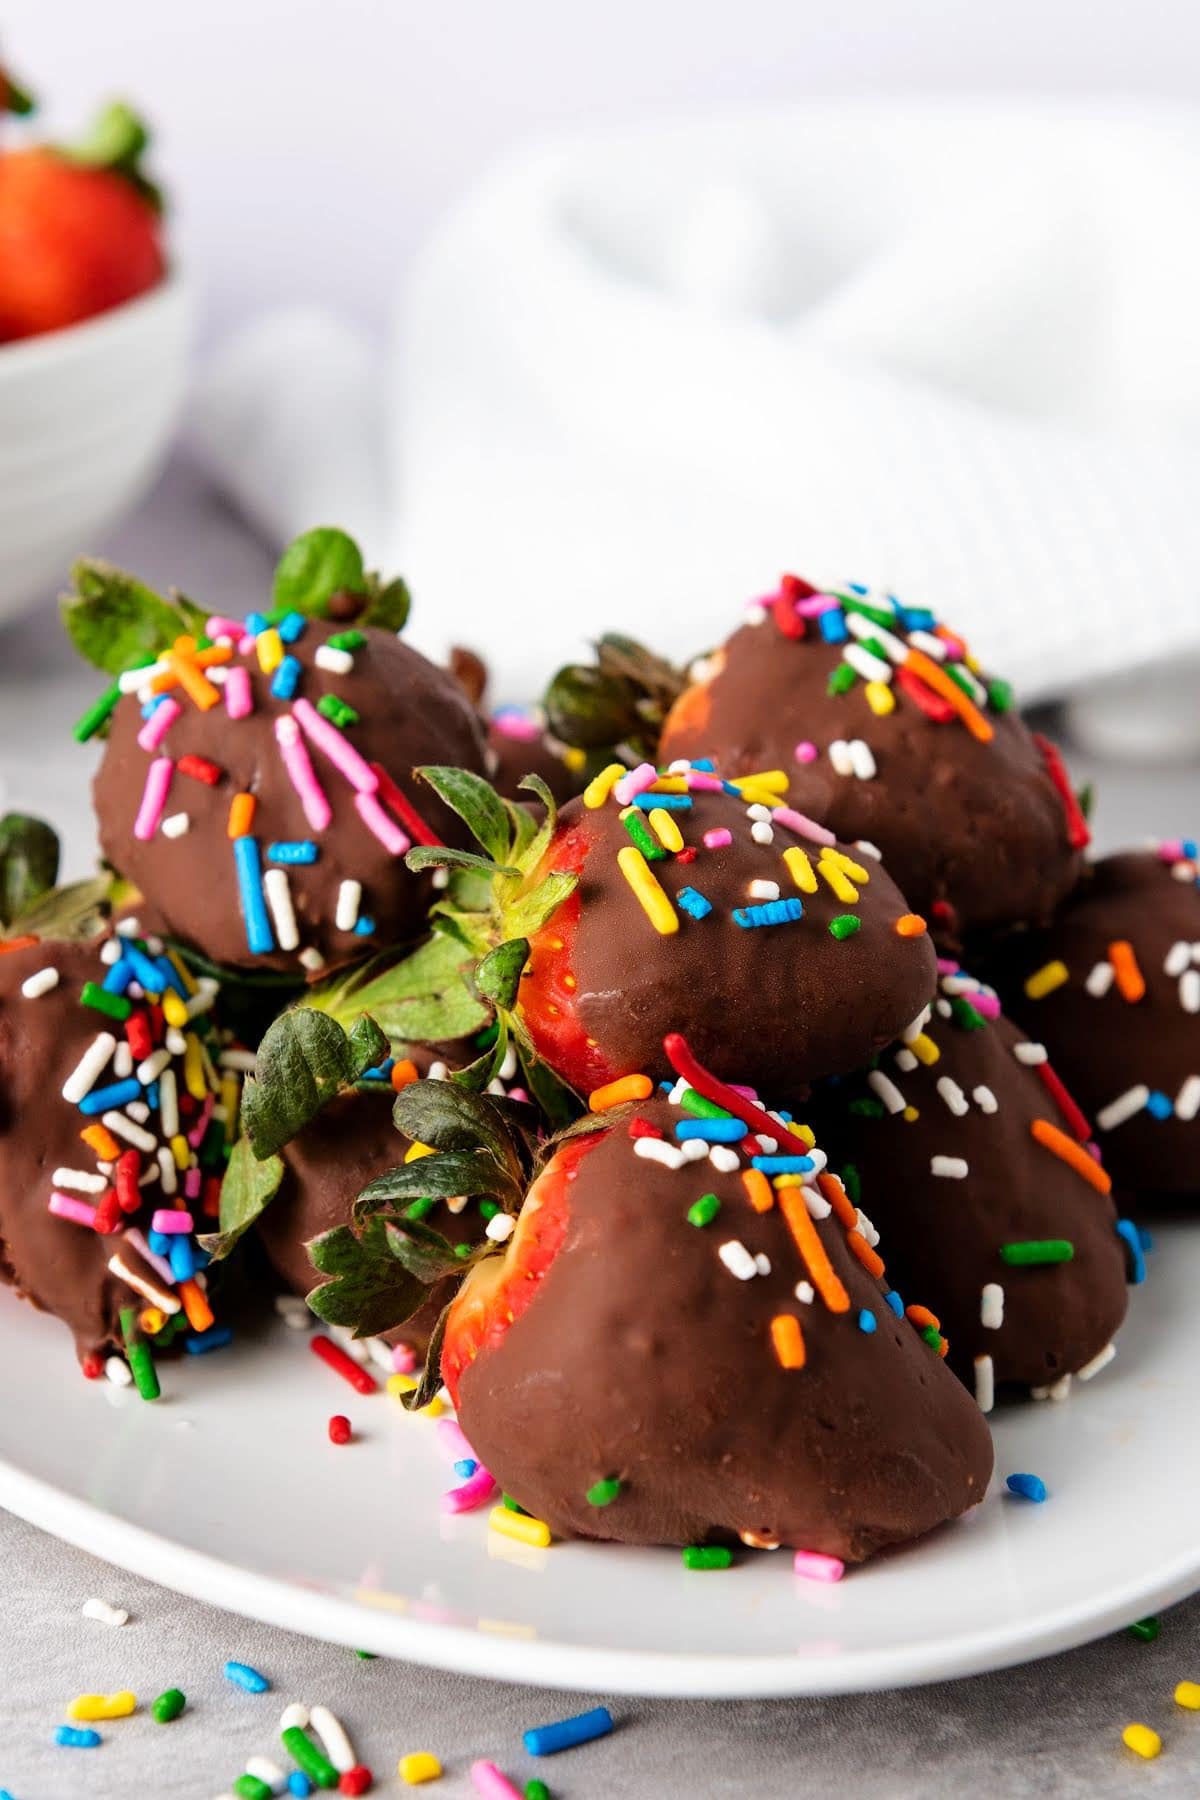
390, 1058, 420, 1093
1108, 939, 1146, 1004
778, 1189, 850, 1314
226, 792, 256, 839
166, 639, 221, 712
894, 913, 928, 938
178, 1278, 214, 1333
1030, 1118, 1112, 1195
81, 1124, 121, 1160
0, 934, 40, 955
936, 1335, 950, 1358
903, 647, 994, 743
817, 1171, 858, 1230
741, 1168, 775, 1213
906, 1303, 941, 1332
847, 1229, 885, 1279
770, 1314, 806, 1370
588, 1073, 654, 1112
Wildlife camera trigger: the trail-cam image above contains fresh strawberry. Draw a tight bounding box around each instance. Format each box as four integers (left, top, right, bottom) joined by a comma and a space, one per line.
0, 101, 164, 342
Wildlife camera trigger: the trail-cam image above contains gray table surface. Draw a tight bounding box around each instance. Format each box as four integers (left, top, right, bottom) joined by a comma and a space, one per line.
0, 456, 1197, 1799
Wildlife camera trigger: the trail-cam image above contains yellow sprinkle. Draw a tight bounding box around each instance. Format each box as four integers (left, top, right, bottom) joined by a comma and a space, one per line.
1122, 1723, 1162, 1760
772, 1173, 805, 1189
865, 679, 895, 716
1025, 959, 1070, 1000
783, 846, 818, 893
821, 848, 871, 883
583, 762, 624, 809
1175, 1682, 1200, 1710
399, 1751, 443, 1784
162, 990, 188, 1029
221, 1074, 241, 1141
68, 1691, 136, 1721
616, 845, 678, 935
404, 1141, 435, 1163
182, 1033, 206, 1101
817, 859, 859, 904
644, 807, 682, 853
966, 652, 982, 674
489, 1505, 552, 1549
791, 1122, 816, 1148
903, 1105, 920, 1122
170, 1134, 190, 1172
909, 1033, 941, 1066
729, 769, 789, 794
255, 627, 284, 673
139, 1307, 166, 1336
647, 775, 689, 793
388, 1373, 417, 1395
589, 1073, 653, 1112
737, 783, 789, 809
563, 746, 586, 772
166, 949, 197, 995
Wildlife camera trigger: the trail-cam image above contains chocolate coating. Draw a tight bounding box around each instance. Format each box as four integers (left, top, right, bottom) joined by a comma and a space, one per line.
659, 614, 1081, 938
523, 788, 937, 1095
452, 1096, 993, 1560
806, 980, 1128, 1393
93, 620, 488, 974
983, 850, 1200, 1198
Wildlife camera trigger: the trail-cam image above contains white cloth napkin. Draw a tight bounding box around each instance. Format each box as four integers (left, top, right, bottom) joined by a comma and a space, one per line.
189, 100, 1200, 754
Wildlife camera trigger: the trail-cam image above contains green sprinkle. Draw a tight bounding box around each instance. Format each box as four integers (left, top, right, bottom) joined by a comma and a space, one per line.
280, 1726, 339, 1789
354, 1649, 377, 1660
121, 1313, 160, 1402
328, 629, 366, 651
920, 1325, 943, 1351
687, 1192, 721, 1228
233, 1777, 273, 1800
1128, 1617, 1160, 1643
72, 682, 123, 743
858, 633, 892, 662
945, 663, 981, 700
827, 662, 857, 696
620, 808, 663, 860
849, 1097, 886, 1118
453, 1242, 473, 1259
586, 1477, 622, 1507
678, 1087, 732, 1120
479, 1199, 500, 1221
80, 980, 132, 1022
837, 594, 899, 629
152, 1687, 185, 1723
988, 677, 1013, 712
842, 1163, 861, 1204
526, 1783, 552, 1800
316, 692, 359, 729
1000, 1239, 1074, 1266
502, 1494, 530, 1514
405, 1197, 434, 1221
828, 914, 861, 940
949, 997, 985, 1031
683, 1545, 733, 1571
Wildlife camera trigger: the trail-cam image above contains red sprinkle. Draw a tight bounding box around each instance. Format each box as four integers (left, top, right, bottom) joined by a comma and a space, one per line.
125, 1010, 153, 1060
328, 1414, 352, 1445
897, 665, 956, 723
1036, 1060, 1092, 1143
1033, 732, 1091, 851
93, 1189, 122, 1235
147, 1001, 165, 1045
177, 753, 223, 786
781, 572, 820, 601
310, 1334, 378, 1395
627, 1116, 663, 1139
772, 590, 806, 640
663, 1032, 800, 1158
202, 1175, 222, 1219
338, 1769, 373, 1797
675, 846, 698, 864
80, 1352, 104, 1380
115, 1149, 142, 1215
369, 762, 444, 847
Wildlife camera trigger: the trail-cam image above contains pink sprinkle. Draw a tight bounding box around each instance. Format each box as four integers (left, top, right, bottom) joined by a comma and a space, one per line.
355, 791, 411, 856
492, 709, 541, 743
973, 992, 1002, 1020
436, 1416, 475, 1461
275, 716, 332, 831
506, 1086, 530, 1105
122, 1228, 177, 1288
936, 957, 960, 975
770, 806, 835, 847
151, 1209, 194, 1234
206, 615, 244, 639
183, 1166, 203, 1199
186, 1096, 214, 1150
794, 1549, 845, 1583
703, 827, 733, 849
613, 761, 657, 807
796, 593, 840, 617
49, 1191, 99, 1229
470, 1761, 522, 1800
224, 665, 253, 720
391, 1343, 418, 1375
293, 698, 379, 795
793, 740, 818, 764
137, 697, 180, 754
1086, 1139, 1103, 1162
237, 634, 256, 656
685, 771, 725, 792
940, 633, 966, 659
441, 1464, 499, 1514
1159, 839, 1184, 862
133, 758, 174, 841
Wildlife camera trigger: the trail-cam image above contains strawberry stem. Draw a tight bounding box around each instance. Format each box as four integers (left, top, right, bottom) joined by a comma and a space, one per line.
58, 100, 163, 211
1, 66, 36, 116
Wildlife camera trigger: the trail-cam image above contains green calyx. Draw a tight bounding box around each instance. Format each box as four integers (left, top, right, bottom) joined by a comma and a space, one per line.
542, 633, 685, 765
0, 812, 118, 942
271, 527, 411, 633
1, 64, 35, 117
58, 101, 164, 210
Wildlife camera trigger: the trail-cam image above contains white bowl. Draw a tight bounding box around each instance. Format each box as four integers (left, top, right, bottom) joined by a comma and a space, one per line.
0, 276, 190, 622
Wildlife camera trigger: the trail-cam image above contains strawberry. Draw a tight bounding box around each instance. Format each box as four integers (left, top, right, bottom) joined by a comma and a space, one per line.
0, 101, 165, 342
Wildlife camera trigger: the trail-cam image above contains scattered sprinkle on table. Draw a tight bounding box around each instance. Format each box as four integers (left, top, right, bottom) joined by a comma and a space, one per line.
152, 1687, 186, 1722
523, 1705, 614, 1757
1122, 1723, 1162, 1760
399, 1751, 443, 1783
1127, 1617, 1160, 1643
224, 1660, 270, 1693
683, 1545, 732, 1570
1175, 1681, 1200, 1710
1006, 1473, 1047, 1503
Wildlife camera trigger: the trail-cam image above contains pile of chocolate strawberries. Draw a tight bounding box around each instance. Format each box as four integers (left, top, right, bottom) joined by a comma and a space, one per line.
0, 536, 1193, 1569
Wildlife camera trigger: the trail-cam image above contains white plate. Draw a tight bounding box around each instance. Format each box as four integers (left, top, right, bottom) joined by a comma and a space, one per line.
0, 1218, 1194, 1699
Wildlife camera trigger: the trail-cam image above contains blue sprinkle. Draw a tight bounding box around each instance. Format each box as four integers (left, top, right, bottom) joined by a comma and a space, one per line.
1116, 1217, 1146, 1285
885, 1289, 905, 1317
268, 840, 319, 865
1183, 838, 1198, 859
233, 836, 275, 956
169, 1236, 197, 1282
846, 581, 869, 596
858, 1309, 877, 1333
819, 608, 848, 644
271, 654, 303, 701
1137, 1225, 1154, 1252
674, 1117, 745, 1142
140, 696, 169, 719
146, 1081, 160, 1111
1146, 1090, 1173, 1120
523, 1705, 614, 1757
124, 943, 170, 994
244, 611, 269, 637
148, 1229, 170, 1256
193, 1246, 212, 1270
54, 1727, 101, 1748
732, 898, 805, 929
632, 791, 692, 811
751, 1154, 814, 1174
677, 887, 712, 921
103, 958, 135, 995
186, 1325, 234, 1355
78, 1078, 142, 1116
288, 1775, 314, 1798
1006, 1472, 1047, 1503
897, 606, 937, 633
354, 915, 376, 936
223, 1660, 269, 1693
277, 611, 307, 644
690, 757, 716, 772
453, 1458, 478, 1479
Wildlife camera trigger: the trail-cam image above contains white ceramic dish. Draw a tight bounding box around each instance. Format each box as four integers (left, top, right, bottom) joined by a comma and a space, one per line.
0, 278, 190, 622
0, 1217, 1193, 1700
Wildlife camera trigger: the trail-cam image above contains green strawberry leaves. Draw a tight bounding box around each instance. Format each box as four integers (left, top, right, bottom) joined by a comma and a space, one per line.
393, 1076, 527, 1182
417, 766, 513, 865
475, 939, 529, 1011
61, 560, 207, 678
543, 633, 685, 760
271, 528, 412, 633
306, 1213, 430, 1338
199, 1137, 285, 1262
241, 1006, 388, 1160
1, 66, 35, 116
0, 814, 59, 928
308, 934, 491, 1046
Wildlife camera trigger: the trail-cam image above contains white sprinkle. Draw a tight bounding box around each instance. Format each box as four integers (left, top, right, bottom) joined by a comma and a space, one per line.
485, 1212, 515, 1242
868, 1070, 906, 1115
309, 1706, 357, 1774
901, 1006, 931, 1043
848, 739, 876, 780
119, 659, 168, 692
137, 1047, 172, 1086
751, 821, 774, 846
427, 1061, 449, 1081
315, 645, 354, 676
794, 1280, 814, 1305
748, 879, 780, 901
1172, 860, 1195, 882
718, 1239, 758, 1281
498, 1043, 518, 1082
62, 1032, 117, 1103
1013, 1041, 1048, 1066
245, 1757, 286, 1792
1165, 940, 1192, 978
1077, 1342, 1117, 1382
908, 628, 947, 660
667, 759, 692, 775
1096, 1084, 1150, 1132
100, 938, 123, 966
667, 1077, 688, 1105
802, 1187, 832, 1220
104, 1355, 133, 1388
845, 612, 907, 662
186, 984, 218, 1019
932, 1155, 969, 1179
1176, 1074, 1200, 1121
854, 839, 883, 860
680, 1138, 709, 1163
158, 1068, 179, 1139
101, 1111, 157, 1153
1031, 1374, 1072, 1403
113, 1041, 134, 1080
125, 1100, 150, 1124
444, 1194, 469, 1214
941, 974, 981, 996
52, 1167, 106, 1195
805, 1145, 828, 1175
161, 812, 190, 839
936, 1077, 969, 1117
364, 1337, 397, 1374
980, 1282, 1005, 1329
936, 997, 953, 1017
280, 1702, 310, 1733
139, 1161, 160, 1186
20, 965, 59, 998
752, 1132, 778, 1156
972, 1084, 998, 1114
743, 609, 767, 630
165, 1027, 188, 1056
219, 1048, 257, 1073
854, 1207, 880, 1248
109, 1252, 180, 1312
335, 878, 362, 932
894, 1048, 918, 1072
157, 1146, 178, 1194
115, 917, 141, 938
431, 868, 449, 890
1084, 960, 1114, 997
299, 947, 326, 972
974, 1354, 995, 1414
263, 867, 300, 953
82, 1597, 129, 1627
275, 1295, 311, 1330
844, 643, 892, 685
754, 1252, 772, 1276
1181, 969, 1200, 1014
709, 1145, 740, 1173
746, 803, 773, 822
633, 1137, 685, 1170
828, 739, 854, 777
329, 1325, 371, 1363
